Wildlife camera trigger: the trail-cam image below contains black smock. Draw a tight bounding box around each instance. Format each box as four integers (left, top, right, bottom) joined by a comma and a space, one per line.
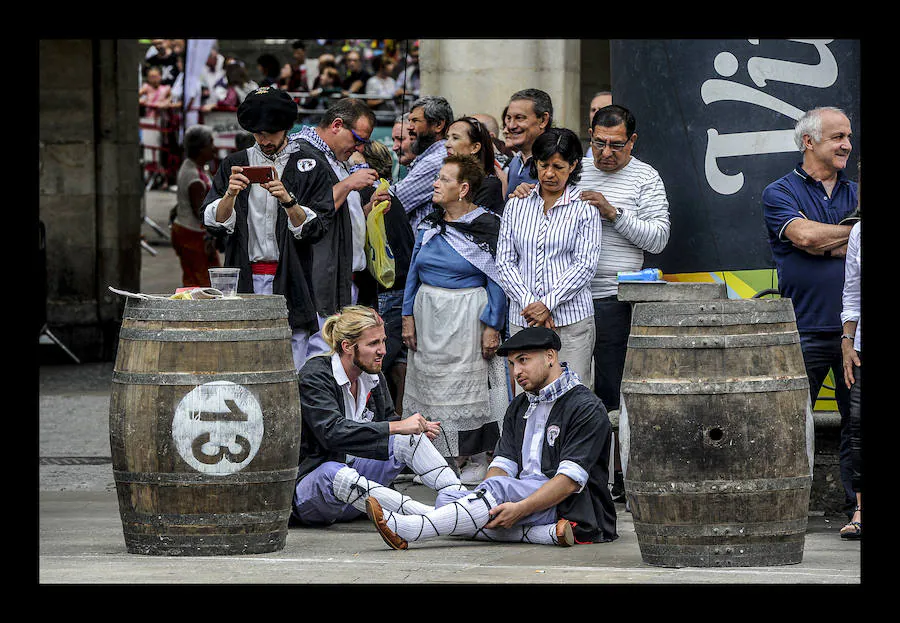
201, 142, 335, 334
495, 384, 619, 543
295, 138, 356, 318
295, 354, 400, 483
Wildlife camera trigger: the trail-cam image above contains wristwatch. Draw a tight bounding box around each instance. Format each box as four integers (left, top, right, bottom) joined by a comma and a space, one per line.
841, 334, 855, 342
613, 206, 623, 222
280, 193, 298, 209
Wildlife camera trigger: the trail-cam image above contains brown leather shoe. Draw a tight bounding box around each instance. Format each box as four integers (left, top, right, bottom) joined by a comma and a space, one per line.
555, 519, 574, 547
365, 497, 408, 550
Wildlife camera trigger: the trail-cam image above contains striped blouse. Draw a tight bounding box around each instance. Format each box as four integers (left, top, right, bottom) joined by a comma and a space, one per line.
496, 184, 602, 327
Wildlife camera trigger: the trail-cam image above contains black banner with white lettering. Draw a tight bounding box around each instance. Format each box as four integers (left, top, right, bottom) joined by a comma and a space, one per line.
610, 39, 861, 273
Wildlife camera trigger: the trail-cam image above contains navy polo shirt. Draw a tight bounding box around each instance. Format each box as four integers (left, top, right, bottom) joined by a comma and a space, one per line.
507, 152, 538, 194
762, 164, 858, 333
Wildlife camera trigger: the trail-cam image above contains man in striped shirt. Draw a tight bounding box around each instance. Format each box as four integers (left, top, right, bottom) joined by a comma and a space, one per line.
579, 104, 670, 416
577, 105, 670, 501
390, 96, 453, 231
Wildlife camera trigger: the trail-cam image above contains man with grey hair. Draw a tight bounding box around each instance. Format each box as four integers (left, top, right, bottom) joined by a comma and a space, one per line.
762, 105, 858, 518
389, 95, 453, 230
504, 88, 553, 193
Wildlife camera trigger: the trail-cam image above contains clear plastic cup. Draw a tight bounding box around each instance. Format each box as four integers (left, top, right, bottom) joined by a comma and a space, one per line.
208, 268, 241, 297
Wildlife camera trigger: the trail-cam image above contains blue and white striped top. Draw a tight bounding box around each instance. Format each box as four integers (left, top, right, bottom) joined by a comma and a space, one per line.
496, 184, 602, 328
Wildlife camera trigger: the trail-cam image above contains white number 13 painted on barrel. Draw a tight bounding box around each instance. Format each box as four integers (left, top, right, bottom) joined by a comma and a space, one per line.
172, 381, 264, 475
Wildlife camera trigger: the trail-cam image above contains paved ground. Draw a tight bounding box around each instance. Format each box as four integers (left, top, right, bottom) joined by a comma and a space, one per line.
36, 190, 864, 585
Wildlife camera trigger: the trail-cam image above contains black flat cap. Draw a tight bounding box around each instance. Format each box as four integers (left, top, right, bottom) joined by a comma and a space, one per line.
496, 327, 561, 355
237, 86, 298, 133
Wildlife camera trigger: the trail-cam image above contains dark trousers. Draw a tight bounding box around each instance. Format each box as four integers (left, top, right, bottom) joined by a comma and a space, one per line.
592, 296, 632, 412
800, 331, 854, 511
848, 362, 862, 493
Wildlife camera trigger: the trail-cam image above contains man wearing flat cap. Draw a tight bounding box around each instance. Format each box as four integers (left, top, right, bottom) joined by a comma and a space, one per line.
203, 86, 336, 370
364, 326, 619, 549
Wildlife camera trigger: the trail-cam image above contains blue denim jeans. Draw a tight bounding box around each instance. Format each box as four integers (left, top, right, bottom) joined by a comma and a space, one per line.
378, 290, 407, 368
800, 331, 854, 512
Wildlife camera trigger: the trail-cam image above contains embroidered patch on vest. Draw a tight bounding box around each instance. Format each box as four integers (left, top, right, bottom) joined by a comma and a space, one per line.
546, 425, 560, 446
297, 158, 317, 172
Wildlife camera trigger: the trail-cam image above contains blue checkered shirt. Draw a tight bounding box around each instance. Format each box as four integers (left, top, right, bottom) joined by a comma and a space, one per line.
390, 139, 446, 231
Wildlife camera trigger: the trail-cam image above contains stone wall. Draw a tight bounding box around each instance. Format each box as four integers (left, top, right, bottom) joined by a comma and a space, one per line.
420, 39, 583, 136
39, 39, 144, 362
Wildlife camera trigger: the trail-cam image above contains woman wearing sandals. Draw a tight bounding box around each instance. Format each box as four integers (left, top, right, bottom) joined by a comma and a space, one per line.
839, 172, 862, 540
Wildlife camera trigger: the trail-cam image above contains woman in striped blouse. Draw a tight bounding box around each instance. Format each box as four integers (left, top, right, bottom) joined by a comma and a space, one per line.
495, 127, 602, 390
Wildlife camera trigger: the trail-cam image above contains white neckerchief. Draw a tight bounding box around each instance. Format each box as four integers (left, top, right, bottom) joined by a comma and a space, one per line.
420, 206, 501, 283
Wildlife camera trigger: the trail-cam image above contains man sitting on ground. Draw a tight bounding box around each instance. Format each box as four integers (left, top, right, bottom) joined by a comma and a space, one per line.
291, 305, 467, 526
365, 327, 619, 548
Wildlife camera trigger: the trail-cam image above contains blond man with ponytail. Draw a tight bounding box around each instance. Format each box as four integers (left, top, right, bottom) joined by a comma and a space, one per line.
291, 305, 467, 529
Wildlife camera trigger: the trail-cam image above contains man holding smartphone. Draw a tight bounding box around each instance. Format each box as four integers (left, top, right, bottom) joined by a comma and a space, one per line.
202, 86, 336, 370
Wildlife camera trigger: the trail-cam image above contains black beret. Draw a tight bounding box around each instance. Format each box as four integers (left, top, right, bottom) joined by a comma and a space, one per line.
496, 327, 561, 356
237, 86, 298, 133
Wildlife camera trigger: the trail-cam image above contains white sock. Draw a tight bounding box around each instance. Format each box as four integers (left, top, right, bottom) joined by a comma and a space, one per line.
392, 433, 467, 494
382, 489, 496, 542
473, 523, 563, 545
332, 466, 434, 515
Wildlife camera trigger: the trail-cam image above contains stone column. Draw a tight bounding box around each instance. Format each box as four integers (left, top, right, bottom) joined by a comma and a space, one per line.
39, 39, 143, 362
419, 39, 581, 135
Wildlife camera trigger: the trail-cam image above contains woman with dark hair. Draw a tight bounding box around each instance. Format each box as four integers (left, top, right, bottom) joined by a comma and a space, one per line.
839, 165, 862, 540
444, 116, 506, 215
171, 125, 221, 286
401, 154, 508, 483
496, 127, 602, 390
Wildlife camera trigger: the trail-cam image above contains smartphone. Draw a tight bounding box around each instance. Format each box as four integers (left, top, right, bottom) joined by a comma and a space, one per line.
241, 166, 275, 184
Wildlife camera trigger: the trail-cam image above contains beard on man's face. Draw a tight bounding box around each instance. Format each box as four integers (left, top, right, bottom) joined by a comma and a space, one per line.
412, 129, 438, 156
353, 346, 382, 374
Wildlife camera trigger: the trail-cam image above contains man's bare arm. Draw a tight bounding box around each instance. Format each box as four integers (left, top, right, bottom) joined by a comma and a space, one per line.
784, 219, 852, 256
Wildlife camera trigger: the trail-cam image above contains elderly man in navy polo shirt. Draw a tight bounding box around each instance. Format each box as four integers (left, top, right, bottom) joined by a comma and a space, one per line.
762, 106, 858, 517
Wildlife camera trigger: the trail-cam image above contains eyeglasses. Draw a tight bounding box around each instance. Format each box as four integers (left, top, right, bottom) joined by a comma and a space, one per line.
433, 174, 457, 184
347, 126, 371, 146
591, 138, 631, 152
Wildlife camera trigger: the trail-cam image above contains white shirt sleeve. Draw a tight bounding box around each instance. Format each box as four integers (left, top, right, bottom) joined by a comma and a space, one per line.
286, 205, 318, 238
203, 198, 236, 233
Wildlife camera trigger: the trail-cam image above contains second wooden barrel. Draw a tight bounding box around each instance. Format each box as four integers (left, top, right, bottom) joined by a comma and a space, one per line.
620, 297, 812, 567
109, 295, 301, 555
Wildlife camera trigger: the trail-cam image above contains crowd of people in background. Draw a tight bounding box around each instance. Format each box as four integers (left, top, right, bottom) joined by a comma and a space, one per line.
139, 39, 422, 190
143, 39, 863, 547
